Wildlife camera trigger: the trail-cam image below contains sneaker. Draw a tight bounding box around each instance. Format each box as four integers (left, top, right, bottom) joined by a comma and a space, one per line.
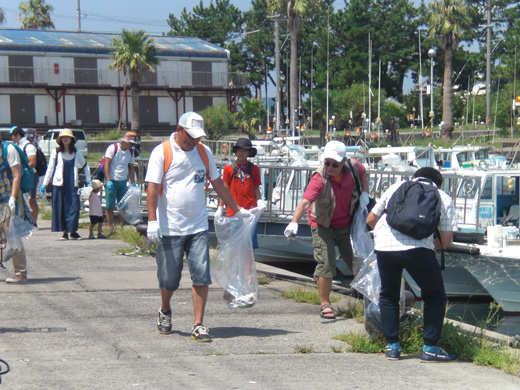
157, 309, 172, 335
89, 234, 96, 239
97, 233, 107, 239
70, 232, 81, 240
420, 347, 458, 363
6, 276, 27, 284
191, 323, 212, 342
61, 232, 69, 240
385, 346, 402, 361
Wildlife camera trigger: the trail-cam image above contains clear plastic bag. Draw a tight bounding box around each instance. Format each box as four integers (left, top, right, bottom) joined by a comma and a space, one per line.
3, 215, 36, 262
211, 207, 263, 309
350, 205, 374, 262
78, 186, 93, 202
117, 186, 142, 225
350, 251, 406, 336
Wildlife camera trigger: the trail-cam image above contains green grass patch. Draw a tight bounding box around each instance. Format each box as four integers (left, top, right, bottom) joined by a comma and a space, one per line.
257, 273, 272, 285
337, 300, 365, 322
330, 345, 344, 353
333, 304, 520, 376
281, 288, 339, 305
293, 345, 314, 354
39, 203, 52, 220
112, 225, 156, 256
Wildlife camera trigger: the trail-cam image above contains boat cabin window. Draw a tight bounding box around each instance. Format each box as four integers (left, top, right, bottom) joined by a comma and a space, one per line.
457, 178, 480, 199
497, 176, 517, 196
475, 149, 489, 159
481, 178, 492, 199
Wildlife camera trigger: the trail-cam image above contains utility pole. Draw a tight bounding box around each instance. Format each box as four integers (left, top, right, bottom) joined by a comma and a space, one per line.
486, 0, 492, 126
77, 0, 81, 32
272, 15, 281, 137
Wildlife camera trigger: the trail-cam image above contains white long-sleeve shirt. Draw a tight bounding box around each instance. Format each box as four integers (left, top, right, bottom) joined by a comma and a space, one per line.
42, 148, 91, 187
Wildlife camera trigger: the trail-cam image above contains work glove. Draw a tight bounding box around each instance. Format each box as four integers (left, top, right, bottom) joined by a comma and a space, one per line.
284, 222, 299, 238
214, 206, 223, 220
39, 185, 46, 194
359, 191, 370, 208
146, 221, 161, 243
236, 208, 252, 220
257, 199, 267, 211
8, 196, 16, 213
106, 181, 114, 190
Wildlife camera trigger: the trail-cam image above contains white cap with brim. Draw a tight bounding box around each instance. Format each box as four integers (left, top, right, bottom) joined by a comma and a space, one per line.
322, 140, 347, 163
179, 111, 206, 139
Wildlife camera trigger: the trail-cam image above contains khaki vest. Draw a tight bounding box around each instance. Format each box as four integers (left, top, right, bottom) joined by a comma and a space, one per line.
310, 159, 362, 228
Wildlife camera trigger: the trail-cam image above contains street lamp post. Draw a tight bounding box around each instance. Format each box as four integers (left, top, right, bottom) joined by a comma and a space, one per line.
311, 42, 317, 131
428, 48, 436, 139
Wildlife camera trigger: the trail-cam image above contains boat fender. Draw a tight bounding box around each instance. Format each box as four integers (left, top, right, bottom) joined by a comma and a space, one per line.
446, 243, 480, 255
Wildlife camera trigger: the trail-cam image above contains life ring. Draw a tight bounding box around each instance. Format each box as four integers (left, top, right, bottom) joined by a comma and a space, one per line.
465, 179, 477, 194
478, 160, 488, 171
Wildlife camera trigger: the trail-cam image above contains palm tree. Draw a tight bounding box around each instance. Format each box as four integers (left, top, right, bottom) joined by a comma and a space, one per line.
110, 29, 161, 138
428, 0, 475, 142
267, 0, 315, 134
18, 0, 55, 30
237, 97, 267, 137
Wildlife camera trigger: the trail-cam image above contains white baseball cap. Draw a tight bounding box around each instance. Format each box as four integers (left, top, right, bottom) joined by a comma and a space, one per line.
178, 111, 206, 139
322, 140, 347, 163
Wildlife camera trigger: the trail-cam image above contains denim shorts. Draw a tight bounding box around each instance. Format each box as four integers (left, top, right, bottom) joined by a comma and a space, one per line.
105, 179, 128, 209
155, 230, 212, 291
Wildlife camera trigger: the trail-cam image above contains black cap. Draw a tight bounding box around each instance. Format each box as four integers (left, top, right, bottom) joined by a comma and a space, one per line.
10, 126, 24, 137
232, 138, 257, 157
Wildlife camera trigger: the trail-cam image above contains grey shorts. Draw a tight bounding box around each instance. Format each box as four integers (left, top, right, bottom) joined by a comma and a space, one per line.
311, 226, 353, 278
155, 230, 212, 291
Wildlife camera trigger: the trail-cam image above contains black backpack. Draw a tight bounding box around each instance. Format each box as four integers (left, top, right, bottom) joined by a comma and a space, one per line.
386, 178, 441, 240
24, 143, 47, 177
230, 160, 254, 180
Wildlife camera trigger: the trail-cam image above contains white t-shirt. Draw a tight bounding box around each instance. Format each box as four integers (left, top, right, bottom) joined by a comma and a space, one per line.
6, 144, 21, 168
145, 134, 219, 236
19, 138, 36, 172
105, 143, 135, 181
371, 179, 458, 252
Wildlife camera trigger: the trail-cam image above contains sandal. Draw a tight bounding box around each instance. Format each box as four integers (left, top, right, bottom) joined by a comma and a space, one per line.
320, 304, 337, 319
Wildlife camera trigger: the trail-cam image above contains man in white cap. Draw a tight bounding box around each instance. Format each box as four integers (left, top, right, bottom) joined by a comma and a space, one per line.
284, 140, 370, 320
104, 131, 136, 230
145, 111, 251, 342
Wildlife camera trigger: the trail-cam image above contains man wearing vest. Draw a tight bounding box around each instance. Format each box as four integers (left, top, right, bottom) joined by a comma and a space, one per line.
145, 111, 251, 342
366, 167, 458, 362
11, 126, 39, 226
104, 131, 136, 230
284, 141, 369, 319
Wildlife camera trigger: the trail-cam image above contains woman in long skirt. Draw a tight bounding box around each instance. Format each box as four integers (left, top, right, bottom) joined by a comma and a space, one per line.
40, 129, 91, 240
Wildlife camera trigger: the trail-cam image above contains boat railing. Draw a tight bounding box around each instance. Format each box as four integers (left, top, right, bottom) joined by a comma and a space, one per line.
133, 159, 483, 232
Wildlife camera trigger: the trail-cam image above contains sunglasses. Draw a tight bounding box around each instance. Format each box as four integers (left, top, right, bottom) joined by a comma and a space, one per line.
324, 161, 340, 168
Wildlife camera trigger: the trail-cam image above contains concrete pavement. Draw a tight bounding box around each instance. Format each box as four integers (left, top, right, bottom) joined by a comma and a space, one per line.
0, 219, 519, 389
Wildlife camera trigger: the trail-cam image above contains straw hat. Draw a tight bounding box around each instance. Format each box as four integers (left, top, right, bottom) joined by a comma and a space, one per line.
57, 128, 76, 143
91, 179, 103, 190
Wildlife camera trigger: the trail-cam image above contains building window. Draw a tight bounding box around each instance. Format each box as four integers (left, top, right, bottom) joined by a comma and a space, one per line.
192, 61, 211, 87
9, 55, 34, 84
74, 57, 98, 85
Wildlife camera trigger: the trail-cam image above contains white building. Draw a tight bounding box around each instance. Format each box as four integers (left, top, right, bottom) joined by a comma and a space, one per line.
0, 29, 248, 129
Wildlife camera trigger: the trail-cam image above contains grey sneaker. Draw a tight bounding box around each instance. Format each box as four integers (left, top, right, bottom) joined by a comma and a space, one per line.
191, 323, 212, 342
6, 276, 27, 284
157, 309, 172, 335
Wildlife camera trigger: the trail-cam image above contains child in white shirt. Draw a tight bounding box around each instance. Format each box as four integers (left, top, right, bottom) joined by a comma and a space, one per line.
89, 180, 107, 239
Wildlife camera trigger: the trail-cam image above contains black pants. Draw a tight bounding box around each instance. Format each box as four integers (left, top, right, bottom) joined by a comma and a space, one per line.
375, 248, 446, 346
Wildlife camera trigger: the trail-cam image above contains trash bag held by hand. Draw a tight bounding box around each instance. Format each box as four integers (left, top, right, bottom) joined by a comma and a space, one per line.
78, 186, 93, 202
4, 215, 36, 262
117, 185, 142, 225
350, 205, 374, 261
211, 207, 262, 309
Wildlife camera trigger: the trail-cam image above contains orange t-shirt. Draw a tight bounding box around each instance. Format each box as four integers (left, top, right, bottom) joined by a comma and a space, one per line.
222, 163, 261, 216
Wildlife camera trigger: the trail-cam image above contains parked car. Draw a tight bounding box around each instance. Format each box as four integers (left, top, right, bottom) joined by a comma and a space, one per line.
39, 129, 88, 157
